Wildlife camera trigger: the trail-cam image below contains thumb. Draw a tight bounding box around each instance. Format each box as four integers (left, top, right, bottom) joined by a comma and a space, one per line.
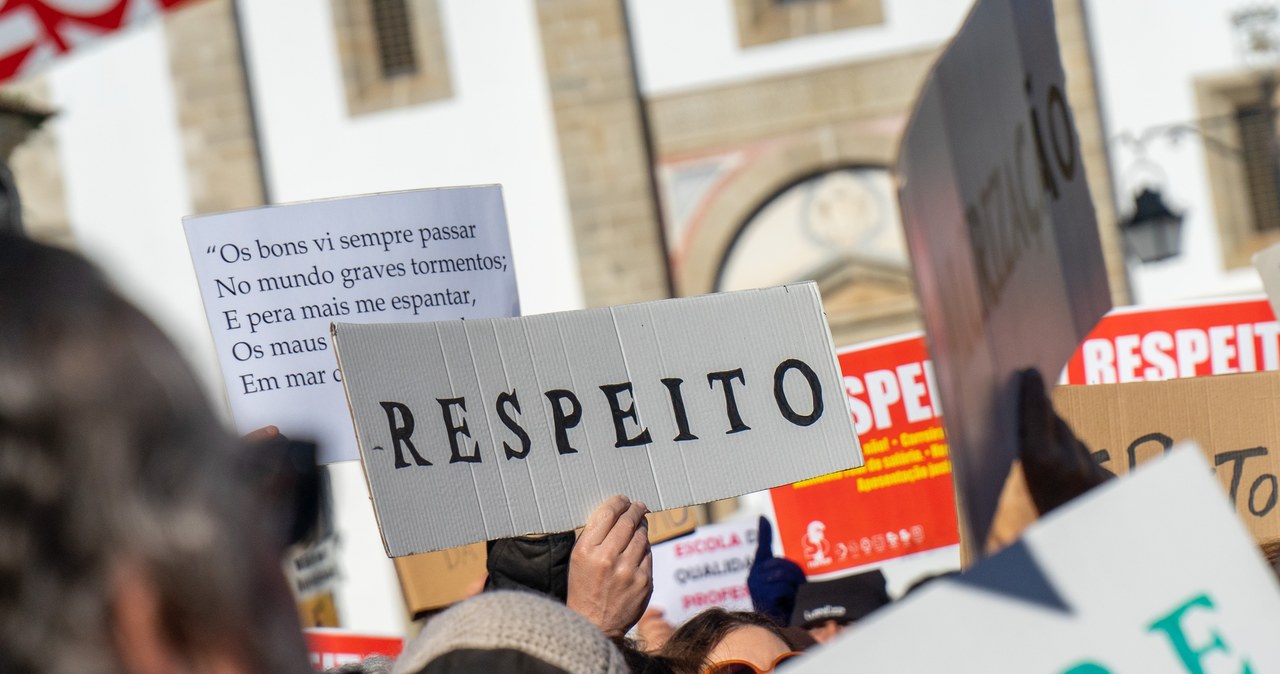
754, 516, 774, 562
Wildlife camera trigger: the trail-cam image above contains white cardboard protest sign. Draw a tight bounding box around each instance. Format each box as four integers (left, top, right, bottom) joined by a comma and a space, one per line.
896, 0, 1111, 554
1252, 242, 1280, 322
184, 186, 518, 463
332, 283, 860, 556
648, 519, 758, 625
791, 445, 1280, 672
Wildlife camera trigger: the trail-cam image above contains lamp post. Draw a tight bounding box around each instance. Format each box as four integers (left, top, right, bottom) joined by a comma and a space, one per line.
1120, 188, 1184, 264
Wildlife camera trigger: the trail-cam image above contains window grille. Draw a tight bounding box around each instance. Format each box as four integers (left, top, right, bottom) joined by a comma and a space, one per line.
371, 0, 417, 78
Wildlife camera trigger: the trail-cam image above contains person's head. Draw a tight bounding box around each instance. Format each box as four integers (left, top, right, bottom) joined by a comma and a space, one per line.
789, 570, 890, 644
660, 608, 800, 674
0, 237, 308, 674
394, 591, 628, 674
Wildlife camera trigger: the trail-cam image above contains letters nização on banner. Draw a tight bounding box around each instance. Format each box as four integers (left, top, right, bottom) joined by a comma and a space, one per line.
648, 519, 759, 625
332, 283, 861, 556
770, 333, 959, 576
790, 446, 1280, 672
184, 185, 519, 463
896, 0, 1111, 555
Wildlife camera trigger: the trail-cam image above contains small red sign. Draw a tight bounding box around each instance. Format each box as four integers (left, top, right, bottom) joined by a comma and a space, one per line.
304, 629, 404, 672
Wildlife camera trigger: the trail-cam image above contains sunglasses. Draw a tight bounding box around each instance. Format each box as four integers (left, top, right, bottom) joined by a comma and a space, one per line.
702, 652, 803, 674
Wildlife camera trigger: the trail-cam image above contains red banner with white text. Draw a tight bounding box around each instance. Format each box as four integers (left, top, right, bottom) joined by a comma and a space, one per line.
770, 295, 1280, 577
771, 333, 959, 577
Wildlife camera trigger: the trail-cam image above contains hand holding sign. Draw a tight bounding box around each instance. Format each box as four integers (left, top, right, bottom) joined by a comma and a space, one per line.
1017, 368, 1113, 516
567, 495, 654, 638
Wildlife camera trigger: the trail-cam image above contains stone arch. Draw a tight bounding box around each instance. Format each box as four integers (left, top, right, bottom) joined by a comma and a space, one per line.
675, 123, 900, 296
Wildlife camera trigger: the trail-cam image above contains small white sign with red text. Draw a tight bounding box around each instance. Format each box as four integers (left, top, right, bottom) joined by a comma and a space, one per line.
649, 519, 758, 625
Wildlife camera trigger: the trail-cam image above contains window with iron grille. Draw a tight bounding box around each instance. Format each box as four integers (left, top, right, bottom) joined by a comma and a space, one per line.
371, 0, 417, 78
1236, 101, 1280, 232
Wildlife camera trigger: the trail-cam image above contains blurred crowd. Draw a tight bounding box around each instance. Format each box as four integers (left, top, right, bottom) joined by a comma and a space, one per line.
1, 235, 1252, 674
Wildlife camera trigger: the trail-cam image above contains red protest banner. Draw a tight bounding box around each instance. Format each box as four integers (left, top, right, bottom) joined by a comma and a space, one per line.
304, 629, 403, 671
770, 296, 1278, 577
770, 333, 959, 576
1062, 296, 1278, 385
0, 0, 192, 84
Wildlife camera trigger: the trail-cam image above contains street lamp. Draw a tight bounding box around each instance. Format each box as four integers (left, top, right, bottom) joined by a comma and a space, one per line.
1120, 188, 1184, 264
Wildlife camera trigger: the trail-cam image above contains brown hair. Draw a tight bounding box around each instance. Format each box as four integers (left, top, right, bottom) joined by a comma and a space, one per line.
658, 608, 790, 674
0, 237, 308, 674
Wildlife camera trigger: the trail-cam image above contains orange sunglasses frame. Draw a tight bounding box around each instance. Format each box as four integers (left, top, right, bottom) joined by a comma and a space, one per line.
701, 651, 804, 674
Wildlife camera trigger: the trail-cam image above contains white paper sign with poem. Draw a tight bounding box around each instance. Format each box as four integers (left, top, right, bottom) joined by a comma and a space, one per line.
184, 186, 519, 463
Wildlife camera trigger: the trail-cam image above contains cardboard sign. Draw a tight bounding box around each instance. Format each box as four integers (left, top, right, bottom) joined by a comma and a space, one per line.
896, 0, 1111, 553
394, 507, 699, 614
1054, 371, 1280, 543
1064, 296, 1276, 385
770, 333, 959, 576
791, 446, 1280, 671
304, 629, 403, 671
333, 283, 859, 556
0, 0, 194, 85
184, 186, 519, 463
648, 519, 758, 625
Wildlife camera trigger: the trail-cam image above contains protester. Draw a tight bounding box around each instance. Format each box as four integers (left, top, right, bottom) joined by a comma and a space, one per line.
566, 495, 654, 638
0, 236, 309, 674
746, 517, 807, 628
393, 591, 628, 674
634, 607, 676, 653
660, 608, 802, 674
789, 570, 890, 644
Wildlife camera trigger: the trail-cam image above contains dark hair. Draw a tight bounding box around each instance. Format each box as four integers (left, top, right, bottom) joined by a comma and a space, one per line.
658, 608, 791, 674
0, 237, 308, 674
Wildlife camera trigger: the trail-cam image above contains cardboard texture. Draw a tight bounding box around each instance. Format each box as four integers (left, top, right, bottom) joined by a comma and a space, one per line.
183, 185, 519, 463
791, 446, 1280, 671
649, 519, 759, 625
394, 507, 699, 614
896, 0, 1110, 556
333, 282, 860, 556
771, 332, 959, 577
1054, 371, 1280, 543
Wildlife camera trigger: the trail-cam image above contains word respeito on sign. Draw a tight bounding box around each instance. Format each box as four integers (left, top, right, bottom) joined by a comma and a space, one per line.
333, 283, 860, 556
1063, 296, 1277, 385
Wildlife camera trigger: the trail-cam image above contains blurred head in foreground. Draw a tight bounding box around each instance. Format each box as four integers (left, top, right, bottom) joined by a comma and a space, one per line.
0, 236, 308, 674
394, 591, 627, 674
660, 608, 800, 674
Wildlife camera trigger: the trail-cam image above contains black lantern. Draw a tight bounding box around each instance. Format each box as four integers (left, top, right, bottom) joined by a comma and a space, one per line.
1120, 188, 1184, 263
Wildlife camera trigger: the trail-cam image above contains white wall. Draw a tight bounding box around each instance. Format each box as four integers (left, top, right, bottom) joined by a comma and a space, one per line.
233, 0, 584, 635
237, 0, 582, 318
47, 23, 221, 399
627, 0, 972, 96
1087, 0, 1264, 304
